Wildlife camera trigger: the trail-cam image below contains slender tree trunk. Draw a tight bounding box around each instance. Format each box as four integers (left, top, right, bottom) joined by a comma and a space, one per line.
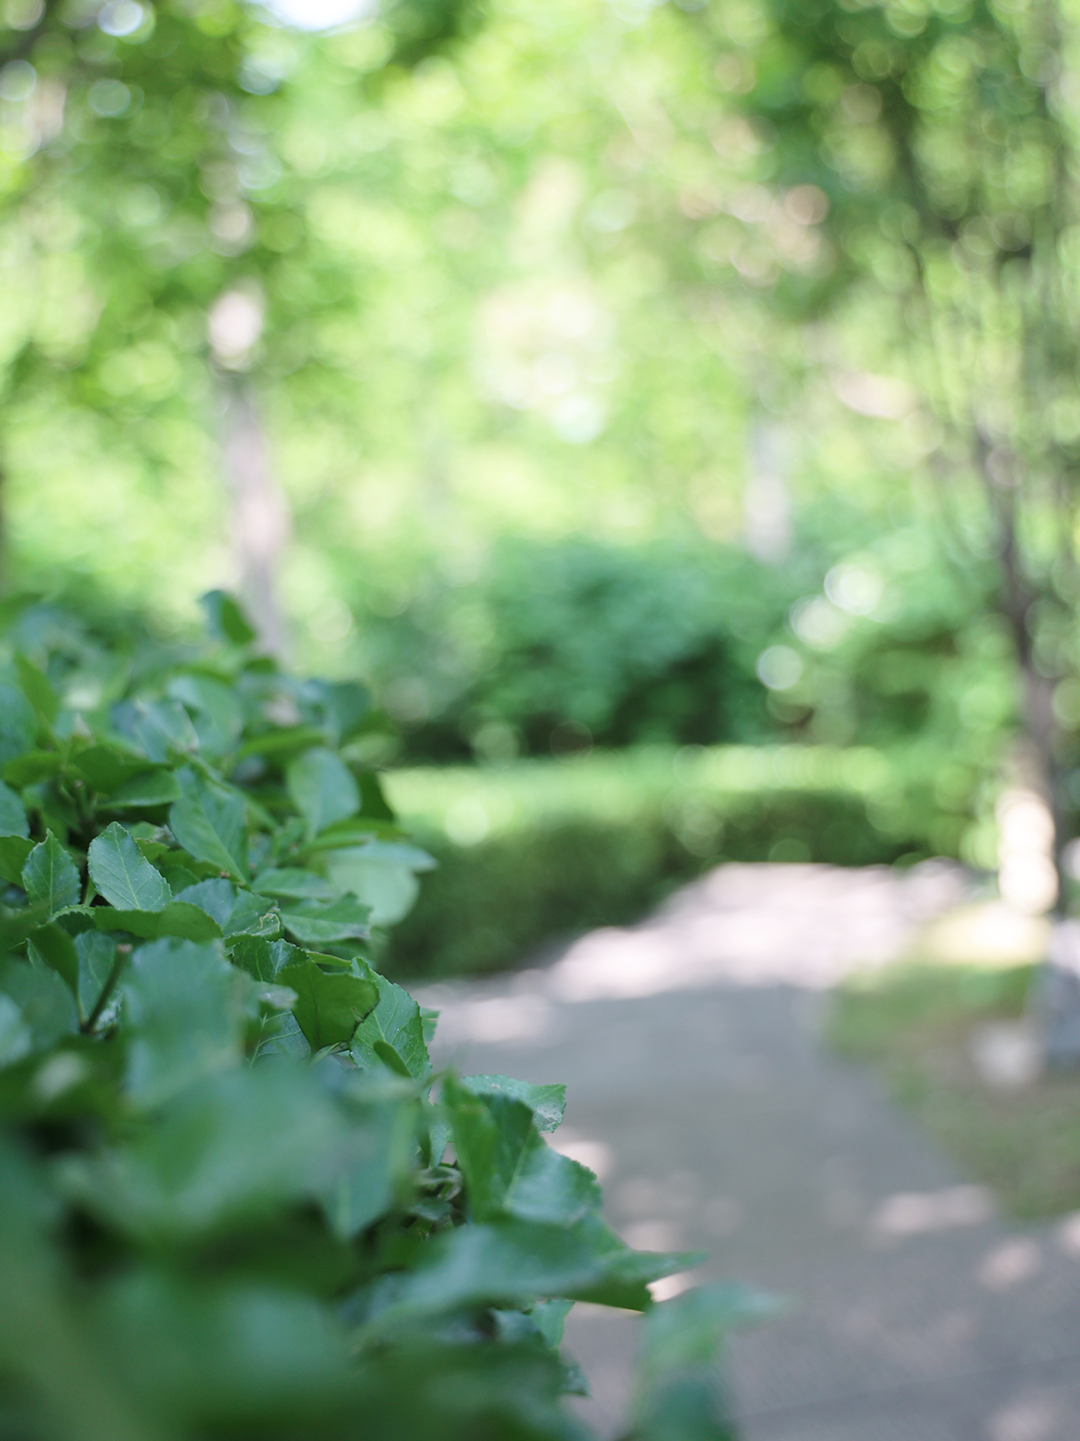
219, 379, 289, 659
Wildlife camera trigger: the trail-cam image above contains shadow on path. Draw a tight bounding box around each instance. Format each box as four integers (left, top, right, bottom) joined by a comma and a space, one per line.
415, 863, 1080, 1441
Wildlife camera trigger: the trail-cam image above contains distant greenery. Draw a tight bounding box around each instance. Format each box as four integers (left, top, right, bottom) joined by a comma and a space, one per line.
829, 959, 1080, 1219
0, 597, 756, 1441
383, 745, 983, 979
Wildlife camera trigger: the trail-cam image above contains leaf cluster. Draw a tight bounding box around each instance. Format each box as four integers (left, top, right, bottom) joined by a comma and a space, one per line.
0, 593, 749, 1441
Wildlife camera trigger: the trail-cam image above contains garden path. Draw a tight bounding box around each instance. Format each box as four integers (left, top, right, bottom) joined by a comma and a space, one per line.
415, 862, 1080, 1441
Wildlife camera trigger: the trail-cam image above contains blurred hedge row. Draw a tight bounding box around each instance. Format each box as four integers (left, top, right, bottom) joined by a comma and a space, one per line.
382, 746, 981, 979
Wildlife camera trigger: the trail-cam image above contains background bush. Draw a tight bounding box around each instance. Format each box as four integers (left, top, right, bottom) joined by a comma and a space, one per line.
383, 746, 982, 979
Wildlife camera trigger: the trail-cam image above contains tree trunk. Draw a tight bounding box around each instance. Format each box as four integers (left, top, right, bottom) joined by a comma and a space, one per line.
219, 380, 289, 659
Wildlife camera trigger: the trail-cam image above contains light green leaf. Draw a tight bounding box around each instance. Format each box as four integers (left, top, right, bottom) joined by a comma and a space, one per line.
168, 782, 247, 882
15, 654, 58, 727
286, 748, 360, 840
459, 1075, 566, 1133
276, 959, 378, 1051
22, 834, 81, 916
122, 939, 244, 1106
75, 930, 118, 1021
0, 779, 29, 839
88, 823, 171, 912
1, 962, 78, 1053
351, 961, 431, 1079
442, 1079, 599, 1227
321, 1096, 418, 1239
279, 897, 370, 947
251, 868, 339, 902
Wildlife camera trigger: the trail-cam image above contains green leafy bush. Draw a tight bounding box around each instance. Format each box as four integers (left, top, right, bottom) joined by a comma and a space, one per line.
0, 595, 755, 1441
384, 746, 974, 979
363, 537, 796, 761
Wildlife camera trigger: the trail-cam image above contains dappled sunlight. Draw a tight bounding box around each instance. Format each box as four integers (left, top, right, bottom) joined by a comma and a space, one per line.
869, 1186, 993, 1241
544, 861, 972, 1000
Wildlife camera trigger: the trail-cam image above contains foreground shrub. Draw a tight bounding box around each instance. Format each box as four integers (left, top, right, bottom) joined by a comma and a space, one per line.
0, 596, 758, 1441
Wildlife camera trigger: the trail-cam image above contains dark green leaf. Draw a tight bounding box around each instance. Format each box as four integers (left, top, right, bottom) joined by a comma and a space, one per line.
27, 924, 80, 999
72, 745, 151, 794
94, 902, 223, 943
88, 824, 171, 912
276, 959, 378, 1051
361, 1216, 701, 1335
228, 936, 303, 983
0, 779, 29, 839
201, 590, 256, 646
22, 834, 81, 916
106, 771, 183, 809
3, 750, 62, 787
0, 836, 34, 886
286, 748, 360, 840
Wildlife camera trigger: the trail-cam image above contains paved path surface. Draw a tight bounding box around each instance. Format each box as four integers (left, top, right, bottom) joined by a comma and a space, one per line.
415, 863, 1080, 1441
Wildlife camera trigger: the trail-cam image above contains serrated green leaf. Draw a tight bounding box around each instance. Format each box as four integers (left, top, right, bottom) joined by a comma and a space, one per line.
460, 1075, 566, 1133
442, 1079, 598, 1227
286, 748, 360, 840
351, 962, 430, 1079
0, 779, 29, 839
88, 824, 171, 912
276, 959, 378, 1050
169, 782, 247, 882
22, 834, 81, 916
221, 889, 279, 939
94, 902, 223, 943
279, 897, 370, 947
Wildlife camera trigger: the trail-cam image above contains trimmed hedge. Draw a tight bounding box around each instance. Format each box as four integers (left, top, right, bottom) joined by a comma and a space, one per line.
384, 746, 980, 979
